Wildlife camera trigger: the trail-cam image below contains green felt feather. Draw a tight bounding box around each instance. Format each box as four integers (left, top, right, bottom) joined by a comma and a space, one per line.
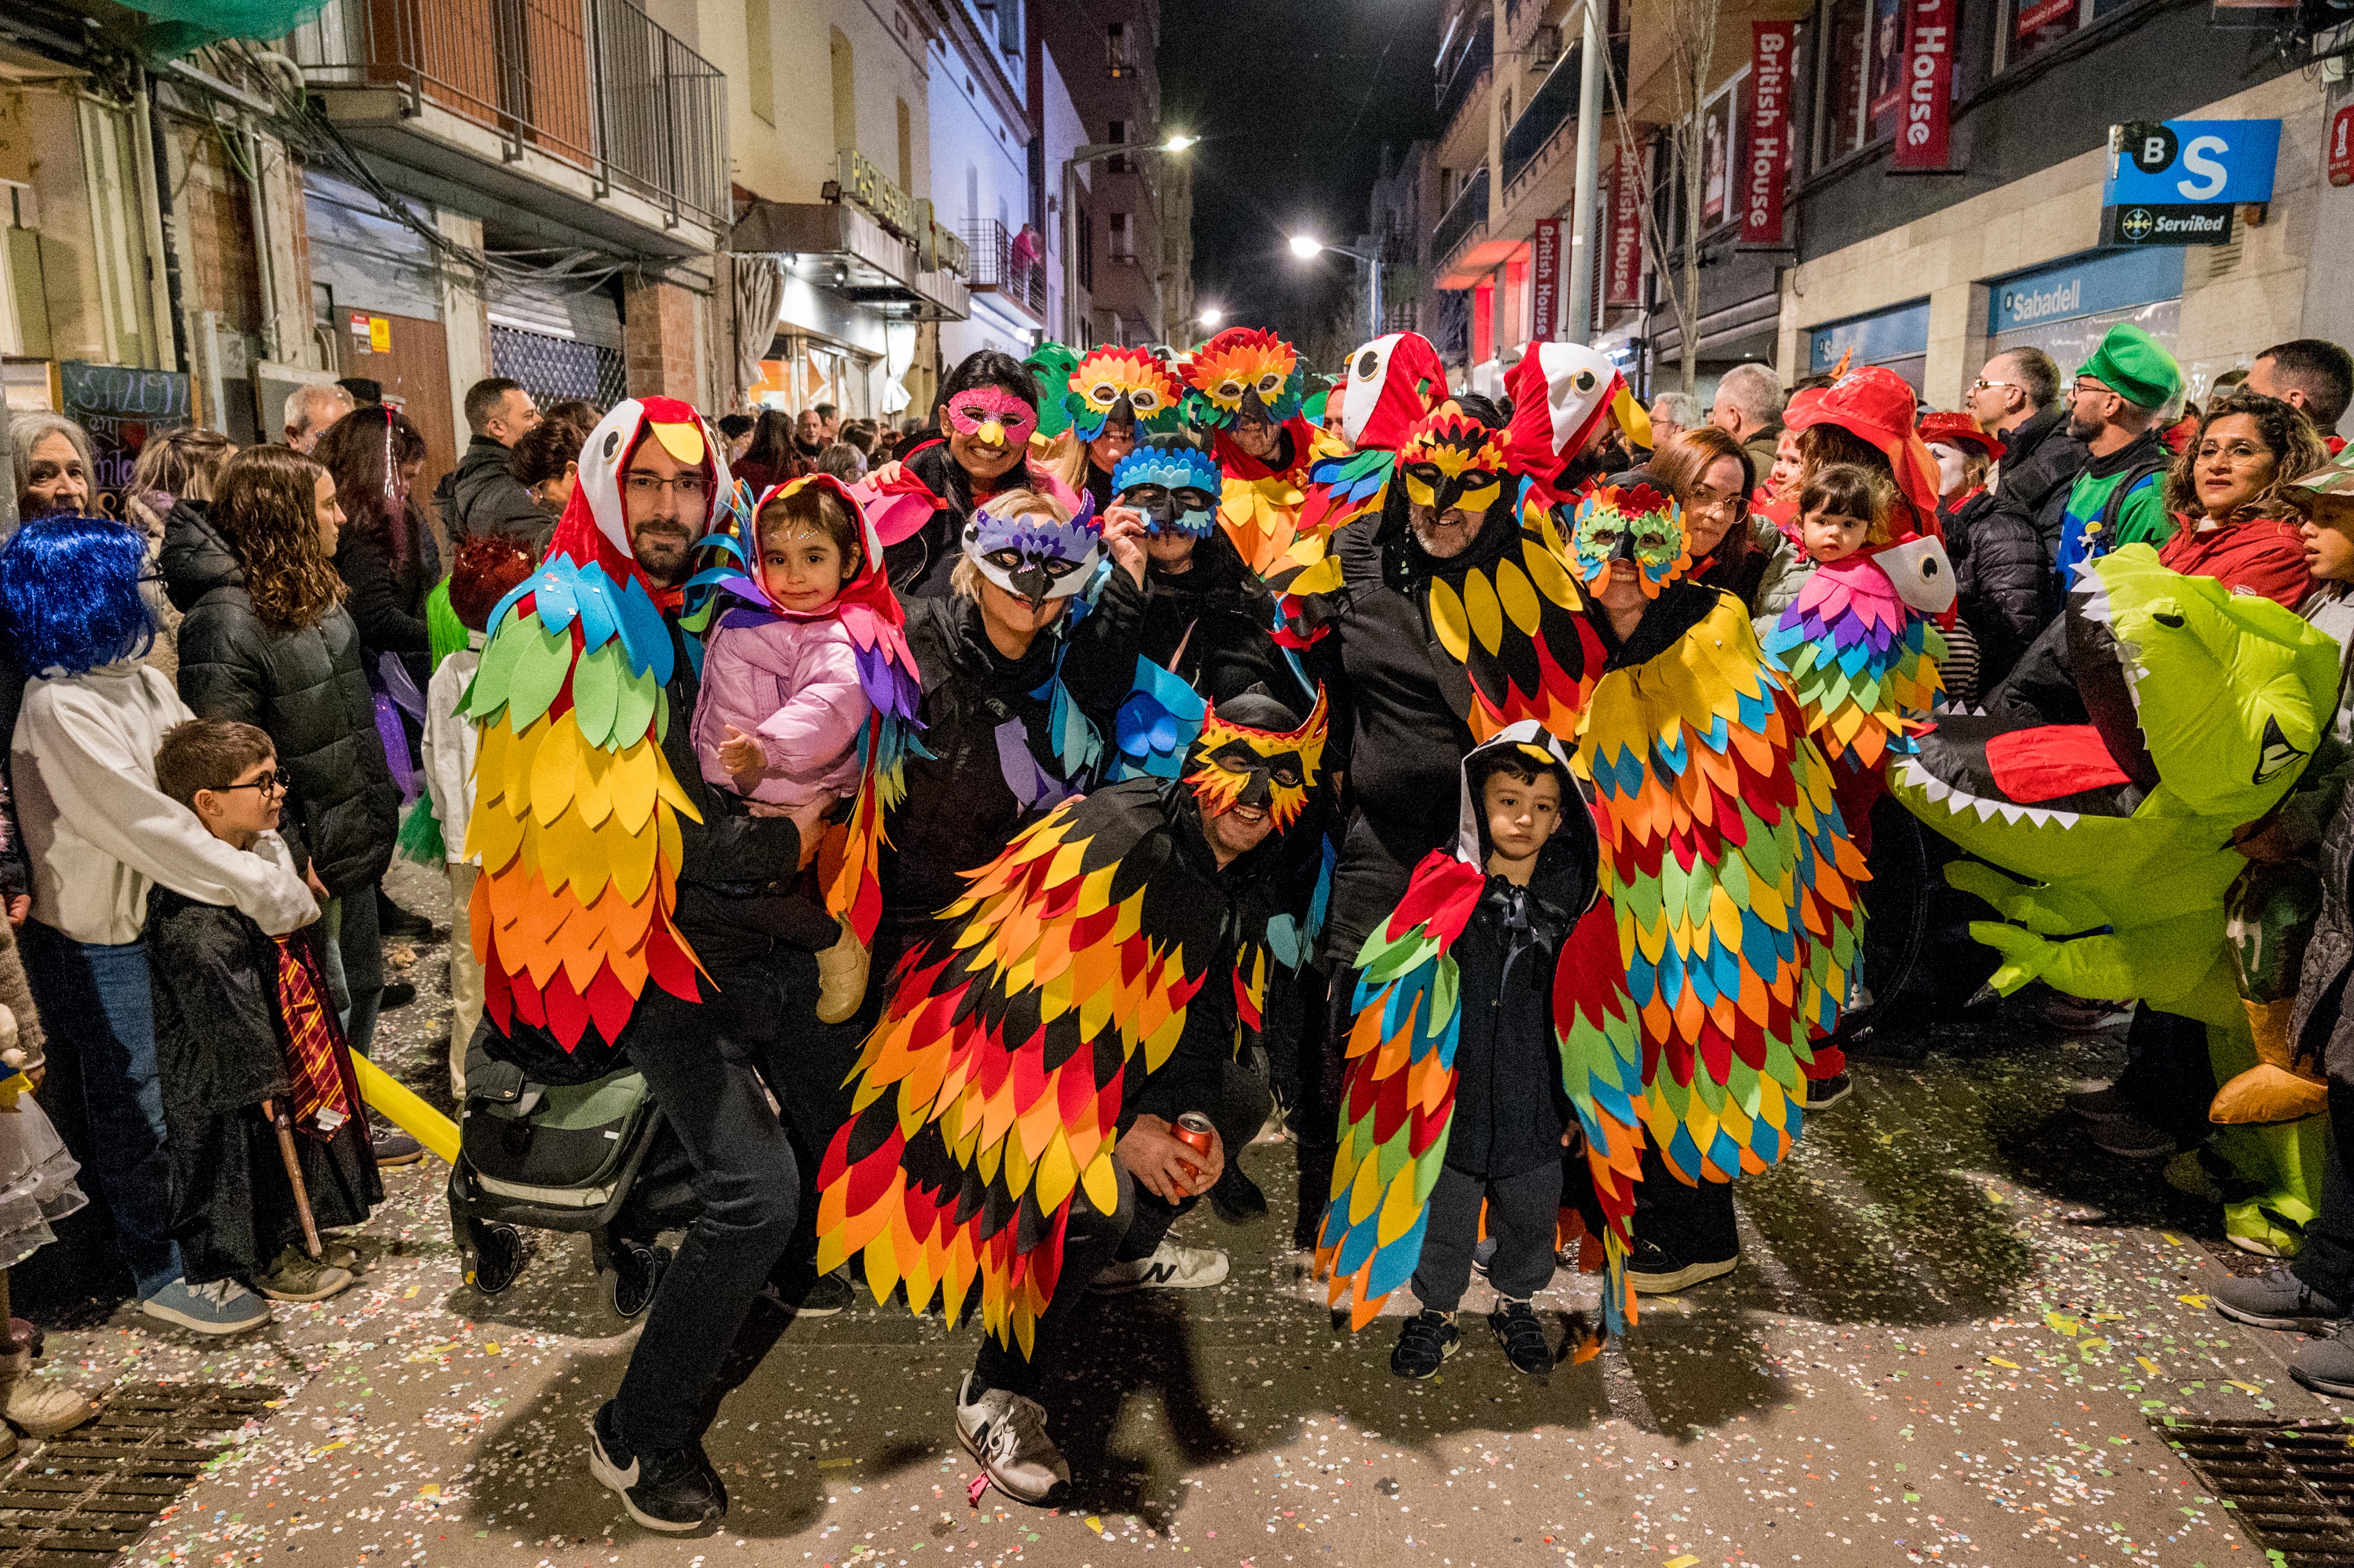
396, 792, 446, 866
503, 618, 574, 731
425, 579, 469, 671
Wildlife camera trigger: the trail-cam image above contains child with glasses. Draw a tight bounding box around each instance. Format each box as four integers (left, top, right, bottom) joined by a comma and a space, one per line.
144, 718, 382, 1312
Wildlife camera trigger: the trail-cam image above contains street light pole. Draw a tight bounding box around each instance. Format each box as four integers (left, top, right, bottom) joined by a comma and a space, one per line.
1289, 234, 1385, 341
1564, 0, 1606, 346
1060, 134, 1195, 347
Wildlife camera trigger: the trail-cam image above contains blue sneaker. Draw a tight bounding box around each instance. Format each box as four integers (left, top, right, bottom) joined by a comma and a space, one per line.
139, 1277, 271, 1336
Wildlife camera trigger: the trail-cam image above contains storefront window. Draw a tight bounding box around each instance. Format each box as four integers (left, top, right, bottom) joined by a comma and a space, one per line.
1985, 249, 2185, 394
2003, 0, 2148, 70
1808, 298, 1931, 391
1818, 0, 1908, 163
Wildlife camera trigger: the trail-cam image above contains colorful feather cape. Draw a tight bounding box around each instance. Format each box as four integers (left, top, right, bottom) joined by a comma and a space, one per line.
460, 398, 724, 1053
1566, 588, 1866, 1328
1762, 553, 1947, 770
1423, 494, 1607, 740
815, 780, 1268, 1353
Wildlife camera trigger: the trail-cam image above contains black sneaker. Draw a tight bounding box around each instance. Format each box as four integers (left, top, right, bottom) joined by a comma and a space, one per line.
1802, 1073, 1851, 1110
1488, 1299, 1552, 1376
762, 1268, 854, 1318
1210, 1168, 1268, 1223
1390, 1309, 1461, 1378
370, 1123, 425, 1167
2064, 1082, 2131, 1120
375, 893, 437, 940
2212, 1267, 2350, 1333
588, 1402, 724, 1533
1625, 1234, 1738, 1295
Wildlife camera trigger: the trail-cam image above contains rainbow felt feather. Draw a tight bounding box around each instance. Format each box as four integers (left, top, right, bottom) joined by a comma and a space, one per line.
1762, 555, 1946, 770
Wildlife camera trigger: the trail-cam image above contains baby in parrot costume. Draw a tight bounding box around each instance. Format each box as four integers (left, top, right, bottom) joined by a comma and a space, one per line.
814, 690, 1328, 1505
1183, 326, 1315, 578
1892, 545, 2342, 1253
686, 473, 922, 1022
1314, 722, 1602, 1377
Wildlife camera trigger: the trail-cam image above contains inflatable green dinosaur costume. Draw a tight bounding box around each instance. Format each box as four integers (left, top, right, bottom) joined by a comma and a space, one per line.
1892, 545, 2340, 1252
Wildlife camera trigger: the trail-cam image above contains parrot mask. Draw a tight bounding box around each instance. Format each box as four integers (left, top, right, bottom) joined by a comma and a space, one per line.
1070, 346, 1183, 441
1398, 404, 1511, 518
943, 386, 1040, 452
1184, 688, 1330, 831
963, 492, 1102, 607
1503, 343, 1651, 499
1341, 332, 1449, 449
1184, 328, 1306, 430
569, 397, 731, 585
1112, 442, 1221, 538
1568, 484, 1689, 599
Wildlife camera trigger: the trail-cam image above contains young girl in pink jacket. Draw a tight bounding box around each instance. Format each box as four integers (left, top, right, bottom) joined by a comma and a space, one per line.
690, 475, 919, 1020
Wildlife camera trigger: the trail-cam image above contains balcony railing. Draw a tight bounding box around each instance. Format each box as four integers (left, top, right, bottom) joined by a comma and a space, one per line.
962, 219, 1048, 319
1434, 13, 1493, 127
1432, 165, 1489, 271
1500, 34, 1631, 190
294, 0, 727, 229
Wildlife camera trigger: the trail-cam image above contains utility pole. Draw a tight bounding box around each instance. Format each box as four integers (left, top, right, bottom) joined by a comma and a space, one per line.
1563, 0, 1606, 347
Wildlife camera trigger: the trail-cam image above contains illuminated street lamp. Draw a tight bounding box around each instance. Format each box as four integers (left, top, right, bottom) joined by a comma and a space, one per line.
1287, 232, 1383, 337
1062, 132, 1198, 343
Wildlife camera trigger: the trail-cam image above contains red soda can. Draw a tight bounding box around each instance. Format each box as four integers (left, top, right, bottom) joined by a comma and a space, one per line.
1172, 1112, 1215, 1179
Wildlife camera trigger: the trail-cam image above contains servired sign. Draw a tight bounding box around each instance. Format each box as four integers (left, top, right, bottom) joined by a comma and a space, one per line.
2331, 104, 2354, 189
1531, 217, 1562, 344
1743, 21, 1794, 246
1893, 0, 1954, 172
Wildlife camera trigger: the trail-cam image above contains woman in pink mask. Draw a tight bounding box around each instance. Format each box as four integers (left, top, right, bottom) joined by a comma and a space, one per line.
868, 351, 1079, 598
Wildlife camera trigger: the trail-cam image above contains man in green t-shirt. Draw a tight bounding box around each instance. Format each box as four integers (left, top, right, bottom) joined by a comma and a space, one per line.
2049, 323, 2182, 593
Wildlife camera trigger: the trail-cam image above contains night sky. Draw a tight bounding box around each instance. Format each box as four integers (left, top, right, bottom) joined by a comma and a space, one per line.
1157, 0, 1443, 359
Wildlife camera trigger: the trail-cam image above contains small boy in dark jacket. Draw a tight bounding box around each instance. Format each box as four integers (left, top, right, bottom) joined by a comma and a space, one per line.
147, 719, 382, 1308
1319, 723, 1599, 1381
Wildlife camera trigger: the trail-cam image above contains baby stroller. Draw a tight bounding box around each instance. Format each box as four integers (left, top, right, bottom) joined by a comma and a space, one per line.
446, 1036, 697, 1317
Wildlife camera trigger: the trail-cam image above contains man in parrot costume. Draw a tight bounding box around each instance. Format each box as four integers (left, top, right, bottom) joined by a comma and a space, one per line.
1892, 544, 2341, 1255
814, 691, 1328, 1506
1504, 340, 1655, 507
1182, 326, 1316, 577
462, 398, 834, 1534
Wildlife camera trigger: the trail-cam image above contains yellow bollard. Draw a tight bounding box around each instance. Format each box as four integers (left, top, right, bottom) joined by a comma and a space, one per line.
351, 1053, 461, 1165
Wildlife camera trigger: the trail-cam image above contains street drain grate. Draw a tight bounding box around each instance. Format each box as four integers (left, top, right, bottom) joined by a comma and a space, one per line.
2155, 1415, 2354, 1565
0, 1381, 281, 1566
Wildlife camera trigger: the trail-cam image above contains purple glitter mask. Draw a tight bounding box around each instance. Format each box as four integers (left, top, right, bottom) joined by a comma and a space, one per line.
963, 492, 1103, 607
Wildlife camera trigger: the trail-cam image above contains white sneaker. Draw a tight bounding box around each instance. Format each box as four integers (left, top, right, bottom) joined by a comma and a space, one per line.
1089, 1239, 1229, 1293
954, 1374, 1068, 1505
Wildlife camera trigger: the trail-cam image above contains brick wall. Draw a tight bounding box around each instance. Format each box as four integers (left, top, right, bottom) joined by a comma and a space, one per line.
174, 125, 260, 334
623, 278, 702, 403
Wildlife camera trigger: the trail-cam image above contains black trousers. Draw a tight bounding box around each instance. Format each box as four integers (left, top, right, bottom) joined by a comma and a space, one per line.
972, 1167, 1137, 1400
1632, 1143, 1741, 1263
2294, 1080, 2354, 1300
1414, 1159, 1563, 1312
2114, 1003, 2217, 1149
1114, 1052, 1273, 1264
612, 977, 803, 1453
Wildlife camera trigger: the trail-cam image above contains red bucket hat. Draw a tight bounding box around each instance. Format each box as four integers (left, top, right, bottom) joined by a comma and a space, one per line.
1916, 410, 2006, 463
1782, 365, 1942, 537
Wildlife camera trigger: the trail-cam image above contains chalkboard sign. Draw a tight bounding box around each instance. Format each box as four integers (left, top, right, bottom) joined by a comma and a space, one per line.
57, 361, 192, 520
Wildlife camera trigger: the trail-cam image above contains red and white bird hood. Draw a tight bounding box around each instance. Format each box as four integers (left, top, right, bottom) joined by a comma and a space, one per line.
551, 396, 733, 587
1339, 332, 1450, 450
1505, 343, 1651, 502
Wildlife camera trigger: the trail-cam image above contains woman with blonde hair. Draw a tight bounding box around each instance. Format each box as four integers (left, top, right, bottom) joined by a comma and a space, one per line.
123, 427, 238, 681
163, 446, 404, 1115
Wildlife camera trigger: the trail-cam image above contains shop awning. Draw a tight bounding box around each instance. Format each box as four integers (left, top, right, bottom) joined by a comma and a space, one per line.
733, 201, 968, 321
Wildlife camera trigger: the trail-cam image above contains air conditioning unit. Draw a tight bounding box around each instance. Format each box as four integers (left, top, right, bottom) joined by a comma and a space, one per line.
1531, 25, 1562, 69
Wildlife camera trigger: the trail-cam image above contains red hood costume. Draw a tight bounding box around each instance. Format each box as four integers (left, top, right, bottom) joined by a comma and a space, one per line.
1505, 341, 1653, 507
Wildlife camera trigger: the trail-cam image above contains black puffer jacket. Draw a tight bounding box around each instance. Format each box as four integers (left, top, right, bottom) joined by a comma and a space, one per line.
1983, 403, 2089, 571
162, 501, 400, 897
434, 434, 550, 547
2300, 778, 2354, 1089
332, 504, 442, 660
1943, 488, 2049, 691
880, 578, 1147, 953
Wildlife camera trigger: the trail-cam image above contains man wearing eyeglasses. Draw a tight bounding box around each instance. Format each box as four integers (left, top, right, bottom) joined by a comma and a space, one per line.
2045, 324, 2183, 594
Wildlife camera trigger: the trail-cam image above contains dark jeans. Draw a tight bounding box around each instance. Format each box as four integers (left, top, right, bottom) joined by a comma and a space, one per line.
20, 920, 182, 1298
2114, 1003, 2216, 1150
972, 1167, 1136, 1401
1632, 1143, 1741, 1264
1414, 1159, 1563, 1312
323, 887, 385, 1058
1115, 1052, 1273, 1265
611, 979, 801, 1453
2293, 1081, 2354, 1300
1288, 968, 1351, 1247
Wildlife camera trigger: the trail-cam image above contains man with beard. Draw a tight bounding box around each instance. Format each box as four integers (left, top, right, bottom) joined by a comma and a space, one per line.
461, 399, 833, 1533
2045, 323, 2183, 598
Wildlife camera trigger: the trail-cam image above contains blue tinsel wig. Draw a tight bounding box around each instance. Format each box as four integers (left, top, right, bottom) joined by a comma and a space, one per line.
0, 515, 156, 677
